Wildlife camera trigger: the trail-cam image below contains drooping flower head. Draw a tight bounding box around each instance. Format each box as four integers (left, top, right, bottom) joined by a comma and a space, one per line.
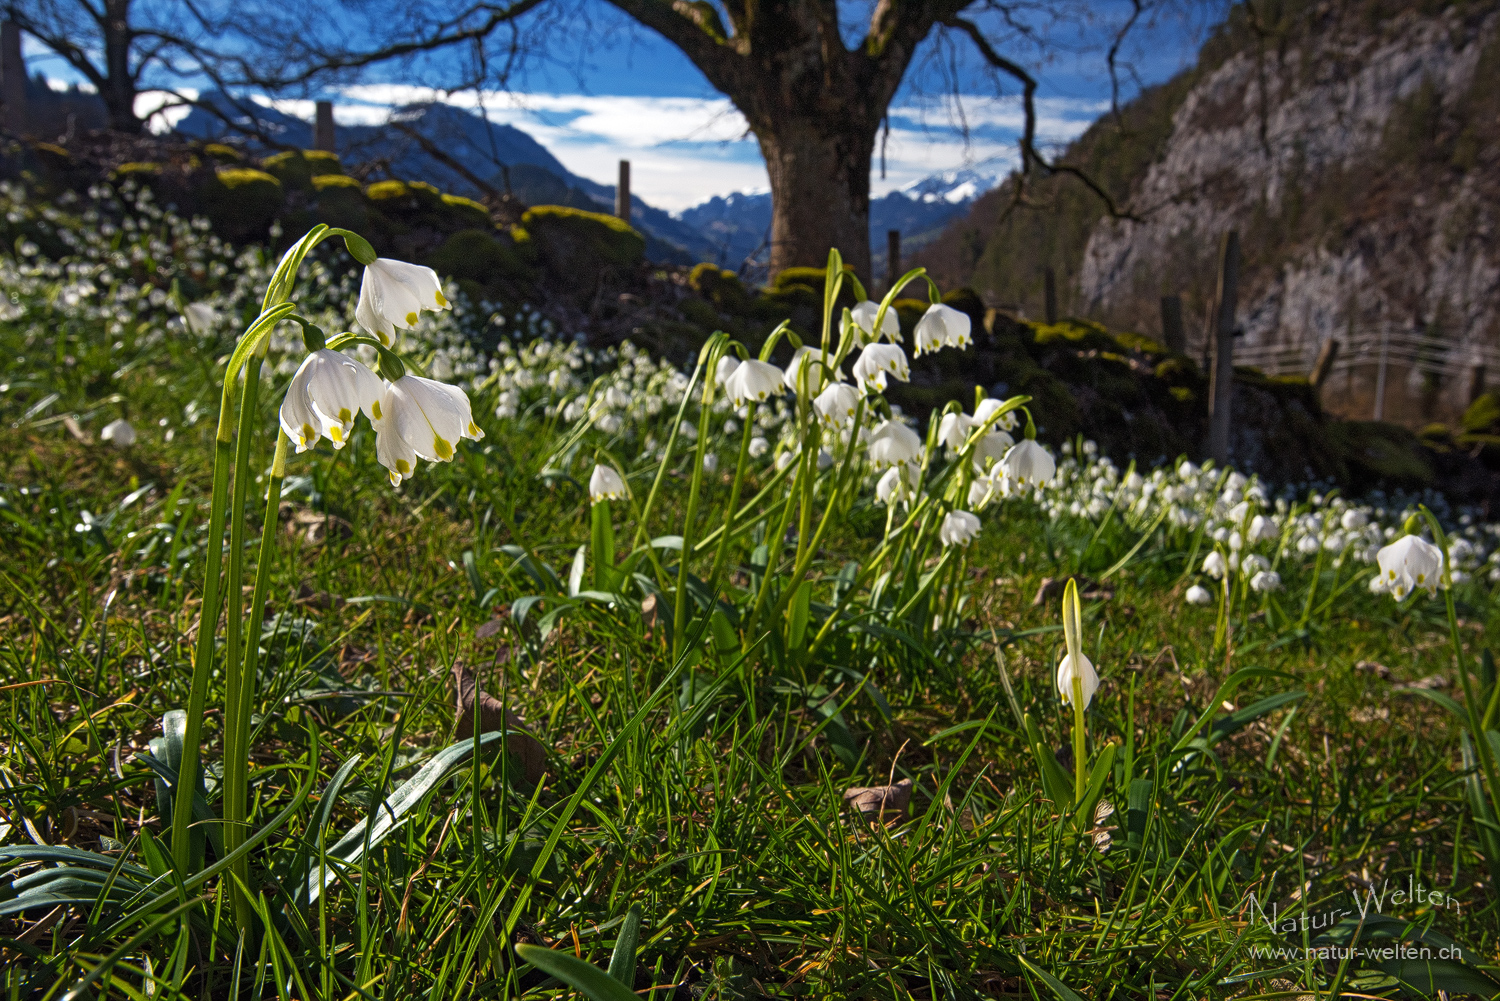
101, 418, 136, 448
814, 382, 861, 428
589, 464, 627, 503
373, 374, 483, 486
1376, 533, 1445, 600
913, 303, 972, 356
356, 258, 449, 346
1056, 577, 1099, 710
852, 343, 909, 392
850, 300, 901, 345
279, 348, 384, 453
723, 359, 784, 408
1000, 438, 1055, 488
868, 419, 922, 468
1185, 583, 1213, 605
939, 509, 981, 547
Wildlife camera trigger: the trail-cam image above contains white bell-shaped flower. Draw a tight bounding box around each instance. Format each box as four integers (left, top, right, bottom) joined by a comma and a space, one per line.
748, 436, 770, 458
100, 418, 136, 447
183, 302, 219, 335
1000, 439, 1055, 488
784, 347, 840, 395
913, 303, 971, 356
868, 420, 922, 468
974, 431, 1014, 470
875, 463, 916, 508
974, 397, 1019, 432
1250, 570, 1283, 592
723, 359, 784, 407
373, 374, 483, 485
1341, 509, 1369, 531
714, 355, 740, 386
1185, 584, 1212, 605
1057, 577, 1099, 709
1202, 551, 1227, 579
279, 348, 385, 452
1376, 534, 1445, 600
589, 464, 627, 502
937, 412, 976, 450
814, 382, 861, 427
939, 510, 981, 547
850, 300, 901, 345
852, 343, 909, 392
356, 258, 449, 346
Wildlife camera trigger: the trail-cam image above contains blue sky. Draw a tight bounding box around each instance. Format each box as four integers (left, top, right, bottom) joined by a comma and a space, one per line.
26, 0, 1219, 212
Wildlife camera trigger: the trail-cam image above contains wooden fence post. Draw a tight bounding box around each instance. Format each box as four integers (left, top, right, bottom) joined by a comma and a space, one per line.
1470, 363, 1487, 404
1160, 295, 1184, 354
887, 230, 900, 292
1208, 231, 1240, 466
616, 160, 631, 223
1043, 266, 1058, 325
1, 22, 25, 135
1373, 326, 1390, 420
314, 101, 335, 152
1310, 338, 1340, 390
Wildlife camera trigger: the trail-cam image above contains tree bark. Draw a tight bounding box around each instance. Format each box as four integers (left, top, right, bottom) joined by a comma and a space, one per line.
103, 0, 141, 133
757, 115, 878, 278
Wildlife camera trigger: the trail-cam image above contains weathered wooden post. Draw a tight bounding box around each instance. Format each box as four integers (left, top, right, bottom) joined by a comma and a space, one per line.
887, 230, 901, 291
1160, 294, 1184, 354
1310, 337, 1340, 390
1469, 362, 1487, 404
615, 160, 631, 223
314, 101, 336, 152
1043, 266, 1058, 325
1373, 326, 1391, 420
1208, 231, 1240, 466
1, 21, 25, 135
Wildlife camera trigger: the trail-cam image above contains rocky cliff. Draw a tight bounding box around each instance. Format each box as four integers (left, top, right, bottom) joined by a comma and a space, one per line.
921, 0, 1500, 429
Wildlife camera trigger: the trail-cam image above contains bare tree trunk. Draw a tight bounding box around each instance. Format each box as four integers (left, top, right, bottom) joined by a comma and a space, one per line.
103, 0, 140, 133
758, 116, 876, 279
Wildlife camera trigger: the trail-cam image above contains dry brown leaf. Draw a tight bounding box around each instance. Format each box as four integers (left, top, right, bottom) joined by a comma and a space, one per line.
843, 777, 912, 820
451, 662, 547, 785
1354, 660, 1392, 681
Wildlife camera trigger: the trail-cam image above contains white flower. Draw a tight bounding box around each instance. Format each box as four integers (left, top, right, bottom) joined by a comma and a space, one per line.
355, 258, 449, 346
814, 382, 861, 427
868, 420, 922, 468
850, 300, 901, 344
938, 412, 976, 449
1248, 514, 1278, 542
1368, 574, 1389, 594
784, 347, 838, 395
852, 343, 909, 392
748, 436, 770, 458
1376, 534, 1445, 600
589, 464, 627, 502
182, 301, 218, 335
100, 418, 136, 447
714, 355, 740, 386
1202, 551, 1227, 579
373, 374, 483, 485
876, 464, 916, 508
279, 348, 384, 452
723, 360, 784, 407
939, 510, 981, 546
595, 413, 622, 434
1056, 650, 1099, 710
974, 431, 1014, 470
1241, 553, 1270, 575
913, 303, 971, 356
968, 474, 997, 510
1249, 570, 1283, 592
1341, 509, 1369, 531
703, 453, 719, 474
1000, 439, 1055, 488
1185, 584, 1212, 605
974, 398, 1018, 432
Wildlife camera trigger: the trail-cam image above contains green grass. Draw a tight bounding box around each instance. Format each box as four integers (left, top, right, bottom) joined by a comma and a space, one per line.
0, 195, 1497, 1000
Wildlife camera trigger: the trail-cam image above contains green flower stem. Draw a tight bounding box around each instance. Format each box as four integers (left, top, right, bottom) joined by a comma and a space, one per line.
171, 377, 239, 873
704, 413, 759, 605
631, 362, 703, 554
1296, 512, 1329, 629
672, 345, 724, 662
690, 458, 794, 555
223, 430, 287, 930
1072, 677, 1086, 804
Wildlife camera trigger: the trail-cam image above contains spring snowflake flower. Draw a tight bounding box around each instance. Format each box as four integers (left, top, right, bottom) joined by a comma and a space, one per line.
868, 420, 922, 468
784, 347, 839, 395
1376, 534, 1445, 600
1000, 439, 1055, 488
373, 375, 483, 486
589, 464, 627, 502
1056, 590, 1099, 711
100, 418, 136, 447
1202, 551, 1227, 579
356, 258, 449, 346
1249, 570, 1283, 592
279, 348, 384, 452
724, 359, 784, 407
974, 398, 1019, 432
850, 300, 901, 344
852, 343, 909, 392
938, 412, 976, 449
1185, 584, 1212, 605
913, 303, 971, 356
1248, 514, 1278, 542
714, 355, 740, 386
814, 382, 861, 427
748, 436, 770, 458
182, 301, 219, 335
939, 510, 981, 547
1341, 509, 1369, 531
876, 464, 916, 508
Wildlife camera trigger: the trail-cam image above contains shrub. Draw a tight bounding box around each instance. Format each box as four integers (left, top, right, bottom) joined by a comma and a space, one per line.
424, 228, 532, 290
521, 205, 645, 270
263, 149, 343, 189
112, 162, 161, 179
311, 174, 366, 230
201, 168, 284, 239
440, 193, 490, 228
203, 143, 242, 163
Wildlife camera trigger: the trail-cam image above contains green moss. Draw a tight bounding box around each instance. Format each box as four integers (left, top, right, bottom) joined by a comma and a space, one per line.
203, 143, 242, 163
112, 162, 161, 179
1031, 318, 1119, 352
1113, 330, 1166, 355
440, 193, 490, 227
263, 150, 344, 189
201, 168, 285, 239
425, 228, 532, 289
690, 264, 752, 314
365, 180, 411, 202
1169, 386, 1195, 402
312, 173, 361, 192
520, 205, 645, 269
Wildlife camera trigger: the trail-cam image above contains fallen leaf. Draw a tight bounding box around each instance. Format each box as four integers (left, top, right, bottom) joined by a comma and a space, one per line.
843, 777, 912, 820
1354, 660, 1392, 681
451, 662, 547, 785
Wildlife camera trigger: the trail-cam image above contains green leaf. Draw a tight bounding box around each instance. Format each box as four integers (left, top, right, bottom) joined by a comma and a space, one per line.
1024, 713, 1074, 808
1396, 686, 1470, 724
1019, 956, 1088, 1001
1074, 742, 1117, 828
569, 544, 587, 597
515, 944, 638, 1001
607, 904, 643, 987
786, 581, 811, 649
1208, 691, 1307, 745
462, 550, 485, 603
591, 499, 616, 591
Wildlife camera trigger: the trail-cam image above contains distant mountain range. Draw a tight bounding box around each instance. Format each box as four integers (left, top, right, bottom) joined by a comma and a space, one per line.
174, 92, 994, 271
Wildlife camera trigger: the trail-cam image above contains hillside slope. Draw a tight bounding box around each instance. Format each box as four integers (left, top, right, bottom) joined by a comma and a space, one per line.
918, 0, 1500, 426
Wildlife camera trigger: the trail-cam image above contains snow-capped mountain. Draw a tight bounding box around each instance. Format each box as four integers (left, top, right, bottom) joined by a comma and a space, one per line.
677, 170, 995, 272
